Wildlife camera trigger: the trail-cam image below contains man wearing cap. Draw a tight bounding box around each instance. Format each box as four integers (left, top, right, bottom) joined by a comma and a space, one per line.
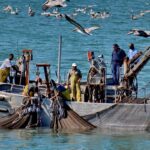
111, 44, 126, 85
68, 63, 82, 102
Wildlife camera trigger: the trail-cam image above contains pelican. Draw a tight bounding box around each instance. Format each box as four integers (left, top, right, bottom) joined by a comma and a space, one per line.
3, 5, 12, 12
28, 6, 35, 16
131, 10, 150, 20
131, 13, 144, 20
10, 8, 19, 15
73, 26, 100, 35
128, 29, 150, 38
42, 0, 68, 11
65, 15, 100, 35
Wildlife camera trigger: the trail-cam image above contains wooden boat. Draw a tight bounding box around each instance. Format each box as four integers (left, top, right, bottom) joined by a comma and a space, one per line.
0, 46, 150, 130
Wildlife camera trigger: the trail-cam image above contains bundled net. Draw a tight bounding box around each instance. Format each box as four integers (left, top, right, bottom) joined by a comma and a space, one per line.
49, 96, 95, 130
0, 95, 95, 130
0, 97, 40, 129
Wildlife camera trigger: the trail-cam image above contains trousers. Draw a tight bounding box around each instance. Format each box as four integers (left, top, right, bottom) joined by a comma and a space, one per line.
70, 74, 81, 102
112, 63, 120, 85
0, 68, 10, 82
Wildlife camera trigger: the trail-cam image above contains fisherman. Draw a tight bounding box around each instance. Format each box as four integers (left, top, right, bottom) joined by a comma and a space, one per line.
111, 44, 126, 85
15, 55, 26, 85
128, 43, 138, 60
68, 63, 82, 102
0, 54, 14, 82
35, 74, 42, 86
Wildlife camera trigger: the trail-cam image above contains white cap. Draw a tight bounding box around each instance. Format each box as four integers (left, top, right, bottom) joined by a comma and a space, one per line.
72, 63, 77, 67
98, 54, 103, 58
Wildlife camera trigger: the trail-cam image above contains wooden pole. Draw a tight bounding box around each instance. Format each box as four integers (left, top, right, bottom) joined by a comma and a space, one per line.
57, 35, 62, 83
43, 66, 51, 97
26, 61, 29, 85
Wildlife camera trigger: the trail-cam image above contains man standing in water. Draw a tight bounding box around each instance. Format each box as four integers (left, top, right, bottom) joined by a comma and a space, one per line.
68, 63, 82, 102
111, 44, 126, 85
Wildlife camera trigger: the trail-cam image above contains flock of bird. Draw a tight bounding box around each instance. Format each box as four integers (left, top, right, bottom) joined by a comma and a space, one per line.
2, 0, 150, 37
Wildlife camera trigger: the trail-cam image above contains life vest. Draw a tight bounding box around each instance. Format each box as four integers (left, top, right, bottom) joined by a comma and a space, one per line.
57, 84, 71, 100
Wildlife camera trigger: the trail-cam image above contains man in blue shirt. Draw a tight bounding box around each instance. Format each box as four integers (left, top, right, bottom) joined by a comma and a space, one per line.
111, 44, 126, 85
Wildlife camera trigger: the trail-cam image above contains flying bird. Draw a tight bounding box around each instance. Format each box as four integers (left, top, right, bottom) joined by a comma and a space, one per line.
73, 26, 100, 35
128, 29, 150, 38
65, 15, 100, 35
42, 0, 68, 11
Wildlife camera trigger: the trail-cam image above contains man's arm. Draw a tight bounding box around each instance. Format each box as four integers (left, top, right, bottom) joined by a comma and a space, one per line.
67, 70, 71, 84
78, 69, 82, 80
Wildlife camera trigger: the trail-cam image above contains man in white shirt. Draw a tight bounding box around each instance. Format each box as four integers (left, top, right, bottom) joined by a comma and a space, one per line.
128, 43, 138, 60
0, 54, 14, 82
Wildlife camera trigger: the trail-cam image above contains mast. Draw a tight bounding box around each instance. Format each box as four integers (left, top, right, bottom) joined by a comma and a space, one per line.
57, 35, 62, 83
36, 64, 51, 98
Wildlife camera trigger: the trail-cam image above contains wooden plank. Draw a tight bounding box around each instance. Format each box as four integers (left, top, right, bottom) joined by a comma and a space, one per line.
22, 49, 32, 53
36, 64, 51, 67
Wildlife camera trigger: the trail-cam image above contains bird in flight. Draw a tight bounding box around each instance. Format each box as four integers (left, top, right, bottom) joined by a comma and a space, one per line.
73, 26, 100, 35
128, 29, 150, 38
65, 15, 100, 35
42, 0, 68, 11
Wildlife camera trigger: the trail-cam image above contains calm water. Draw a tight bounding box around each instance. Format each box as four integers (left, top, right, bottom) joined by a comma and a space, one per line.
0, 128, 150, 150
0, 0, 150, 149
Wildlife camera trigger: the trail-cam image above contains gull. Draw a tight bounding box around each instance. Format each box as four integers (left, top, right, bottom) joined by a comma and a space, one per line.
65, 15, 100, 35
3, 5, 13, 12
42, 0, 68, 11
128, 29, 150, 38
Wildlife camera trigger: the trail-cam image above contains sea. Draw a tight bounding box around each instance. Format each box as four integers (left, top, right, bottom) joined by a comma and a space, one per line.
0, 0, 150, 149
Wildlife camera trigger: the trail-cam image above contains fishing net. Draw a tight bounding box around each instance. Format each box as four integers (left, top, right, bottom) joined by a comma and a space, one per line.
0, 97, 40, 129
0, 95, 95, 130
49, 96, 95, 130
84, 103, 150, 131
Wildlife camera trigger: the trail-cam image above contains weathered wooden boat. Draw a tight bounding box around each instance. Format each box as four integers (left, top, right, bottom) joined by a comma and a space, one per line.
0, 58, 95, 130
0, 46, 150, 131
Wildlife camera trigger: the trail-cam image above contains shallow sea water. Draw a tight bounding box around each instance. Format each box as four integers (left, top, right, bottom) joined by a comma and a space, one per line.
0, 128, 150, 150
0, 0, 150, 149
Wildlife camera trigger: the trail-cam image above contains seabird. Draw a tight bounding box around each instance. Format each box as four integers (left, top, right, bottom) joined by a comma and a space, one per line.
131, 12, 145, 20
10, 8, 19, 15
3, 5, 12, 12
28, 6, 35, 16
42, 0, 68, 11
128, 29, 150, 38
65, 15, 100, 35
73, 26, 100, 35
131, 10, 150, 20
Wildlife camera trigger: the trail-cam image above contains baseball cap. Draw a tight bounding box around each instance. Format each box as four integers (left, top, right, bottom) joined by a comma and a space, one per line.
72, 63, 77, 67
